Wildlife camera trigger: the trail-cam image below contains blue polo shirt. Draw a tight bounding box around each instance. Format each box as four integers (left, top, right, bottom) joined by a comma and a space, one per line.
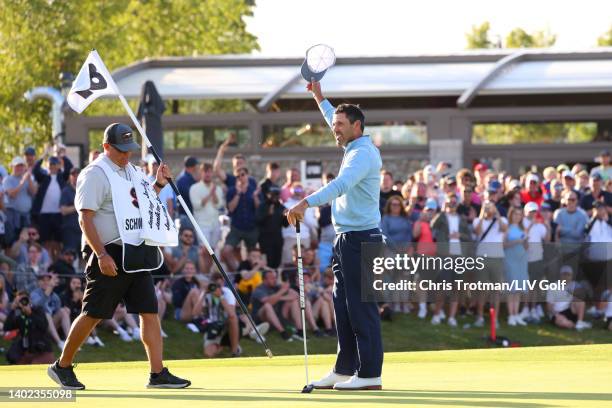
306, 99, 382, 233
176, 171, 196, 214
226, 183, 258, 231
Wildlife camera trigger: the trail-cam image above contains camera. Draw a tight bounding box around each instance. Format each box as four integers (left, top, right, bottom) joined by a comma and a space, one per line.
19, 296, 30, 306
207, 282, 218, 293
204, 320, 225, 340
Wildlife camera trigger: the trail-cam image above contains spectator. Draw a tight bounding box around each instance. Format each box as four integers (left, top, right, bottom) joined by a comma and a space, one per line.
32, 151, 73, 260
487, 180, 508, 217
259, 162, 281, 197
561, 171, 579, 198
190, 163, 225, 273
7, 226, 51, 268
59, 276, 84, 326
166, 228, 206, 275
14, 243, 47, 293
473, 200, 508, 327
580, 173, 612, 216
222, 167, 260, 271
171, 260, 204, 323
59, 167, 81, 252
380, 195, 412, 246
236, 248, 267, 302
0, 274, 9, 333
501, 189, 522, 215
213, 134, 257, 189
202, 277, 240, 357
250, 269, 299, 341
87, 149, 100, 164
30, 273, 68, 349
582, 202, 612, 299
554, 190, 588, 268
546, 265, 592, 330
545, 179, 564, 213
154, 279, 171, 339
406, 182, 427, 222
106, 303, 141, 342
520, 173, 544, 206
379, 170, 402, 214
175, 156, 200, 229
457, 185, 480, 225
316, 173, 335, 273
4, 291, 54, 364
542, 166, 558, 197
522, 201, 551, 322
280, 167, 300, 203
430, 193, 471, 327
0, 261, 15, 300
256, 186, 285, 269
503, 207, 530, 326
577, 170, 590, 196
303, 271, 334, 336
281, 183, 317, 265
48, 248, 77, 294
146, 155, 176, 218
474, 163, 488, 194
412, 198, 437, 319
3, 157, 36, 243
590, 149, 611, 181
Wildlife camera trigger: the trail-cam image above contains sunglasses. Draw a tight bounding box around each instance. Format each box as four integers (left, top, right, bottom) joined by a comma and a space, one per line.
567, 198, 577, 202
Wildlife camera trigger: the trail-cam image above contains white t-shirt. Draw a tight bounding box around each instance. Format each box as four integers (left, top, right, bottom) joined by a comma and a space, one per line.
222, 286, 236, 306
447, 213, 461, 256
40, 174, 61, 214
523, 218, 547, 262
473, 217, 507, 258
190, 181, 225, 228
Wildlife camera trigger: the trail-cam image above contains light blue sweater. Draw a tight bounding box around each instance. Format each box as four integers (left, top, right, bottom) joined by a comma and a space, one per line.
305, 99, 382, 233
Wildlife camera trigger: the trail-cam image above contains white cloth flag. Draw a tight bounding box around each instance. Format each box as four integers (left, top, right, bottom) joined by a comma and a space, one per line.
67, 50, 118, 113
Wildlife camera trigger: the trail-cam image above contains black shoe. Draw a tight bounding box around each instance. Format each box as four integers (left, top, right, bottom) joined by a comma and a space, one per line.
280, 331, 293, 342
313, 329, 324, 338
47, 360, 86, 390
325, 329, 336, 337
147, 367, 191, 389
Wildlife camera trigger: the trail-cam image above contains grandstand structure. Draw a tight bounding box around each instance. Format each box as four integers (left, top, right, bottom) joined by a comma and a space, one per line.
64, 49, 612, 175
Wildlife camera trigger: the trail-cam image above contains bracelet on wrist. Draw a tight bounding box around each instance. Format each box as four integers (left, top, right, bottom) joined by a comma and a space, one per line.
155, 180, 167, 189
97, 252, 108, 259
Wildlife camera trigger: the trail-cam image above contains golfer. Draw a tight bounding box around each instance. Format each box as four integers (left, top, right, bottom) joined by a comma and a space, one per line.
286, 81, 383, 390
48, 123, 190, 390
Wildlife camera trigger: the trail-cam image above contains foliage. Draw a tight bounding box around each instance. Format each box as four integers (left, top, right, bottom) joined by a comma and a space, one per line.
465, 22, 495, 49
505, 27, 556, 48
597, 25, 612, 46
0, 0, 258, 167
472, 122, 597, 145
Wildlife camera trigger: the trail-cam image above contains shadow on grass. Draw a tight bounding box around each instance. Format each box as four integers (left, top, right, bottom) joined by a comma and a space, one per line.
74, 388, 592, 407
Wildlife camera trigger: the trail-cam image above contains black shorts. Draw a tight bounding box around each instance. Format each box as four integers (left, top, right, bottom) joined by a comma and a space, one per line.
554, 308, 578, 324
37, 213, 62, 242
82, 244, 158, 319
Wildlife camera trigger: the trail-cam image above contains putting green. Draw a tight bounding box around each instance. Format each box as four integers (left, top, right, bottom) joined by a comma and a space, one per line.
1, 344, 611, 407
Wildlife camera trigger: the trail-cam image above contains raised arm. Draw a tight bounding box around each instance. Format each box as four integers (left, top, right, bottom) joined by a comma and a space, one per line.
308, 81, 334, 129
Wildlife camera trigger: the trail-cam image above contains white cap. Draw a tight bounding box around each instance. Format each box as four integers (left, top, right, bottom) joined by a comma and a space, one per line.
562, 170, 575, 180
560, 265, 573, 275
509, 179, 521, 190
526, 174, 539, 185
423, 164, 436, 175
524, 201, 539, 214
10, 156, 26, 167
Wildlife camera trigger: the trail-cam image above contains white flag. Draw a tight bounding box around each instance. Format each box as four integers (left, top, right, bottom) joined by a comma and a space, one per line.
67, 50, 118, 113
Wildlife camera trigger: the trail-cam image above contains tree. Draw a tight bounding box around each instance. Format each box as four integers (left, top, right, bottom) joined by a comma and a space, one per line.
505, 28, 556, 48
0, 0, 258, 167
465, 22, 495, 49
597, 25, 612, 46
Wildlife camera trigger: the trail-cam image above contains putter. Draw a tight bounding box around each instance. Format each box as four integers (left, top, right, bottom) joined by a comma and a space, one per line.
296, 222, 314, 393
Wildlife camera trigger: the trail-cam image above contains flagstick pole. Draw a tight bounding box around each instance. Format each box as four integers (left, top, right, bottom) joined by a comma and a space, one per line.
115, 93, 273, 358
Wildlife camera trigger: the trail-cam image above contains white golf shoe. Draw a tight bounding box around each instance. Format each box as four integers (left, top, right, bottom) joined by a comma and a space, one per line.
310, 370, 352, 389
333, 375, 382, 390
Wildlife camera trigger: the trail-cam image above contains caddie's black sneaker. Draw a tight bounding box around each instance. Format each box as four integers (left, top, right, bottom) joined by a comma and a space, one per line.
47, 360, 85, 390
147, 367, 191, 389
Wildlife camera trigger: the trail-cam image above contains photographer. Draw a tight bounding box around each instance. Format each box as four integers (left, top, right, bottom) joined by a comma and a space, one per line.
202, 281, 232, 358
4, 291, 54, 365
256, 186, 285, 269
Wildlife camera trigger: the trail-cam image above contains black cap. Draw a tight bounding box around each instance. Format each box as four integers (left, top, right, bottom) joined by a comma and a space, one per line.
103, 123, 140, 152
184, 156, 199, 168
24, 146, 36, 156
600, 149, 610, 157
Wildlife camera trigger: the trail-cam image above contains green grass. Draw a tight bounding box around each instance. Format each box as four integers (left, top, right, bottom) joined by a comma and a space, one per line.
1, 312, 611, 364
0, 345, 611, 407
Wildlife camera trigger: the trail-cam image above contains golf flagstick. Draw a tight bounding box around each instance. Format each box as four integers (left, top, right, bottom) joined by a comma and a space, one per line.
295, 222, 313, 393
116, 94, 272, 357
67, 50, 271, 356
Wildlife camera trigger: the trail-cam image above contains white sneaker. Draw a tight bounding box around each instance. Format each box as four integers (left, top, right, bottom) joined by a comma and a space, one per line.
519, 307, 530, 320
310, 370, 352, 389
530, 308, 541, 322
186, 323, 199, 333
57, 340, 65, 350
118, 329, 132, 342
508, 315, 517, 326
93, 336, 105, 347
160, 329, 168, 338
575, 320, 592, 331
85, 336, 96, 346
132, 327, 141, 341
333, 375, 382, 390
417, 303, 427, 319
474, 316, 485, 327
431, 314, 442, 325
439, 310, 446, 320
536, 305, 545, 318
515, 315, 528, 326
448, 317, 458, 327
249, 322, 270, 341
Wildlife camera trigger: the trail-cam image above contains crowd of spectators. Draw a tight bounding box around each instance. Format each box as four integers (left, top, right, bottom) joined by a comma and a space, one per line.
0, 139, 610, 365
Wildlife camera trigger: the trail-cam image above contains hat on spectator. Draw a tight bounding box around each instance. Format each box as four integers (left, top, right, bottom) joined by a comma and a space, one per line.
474, 163, 488, 172
599, 149, 610, 157
444, 175, 457, 185
24, 146, 36, 156
562, 170, 575, 180
540, 202, 552, 211
525, 174, 539, 185
591, 172, 603, 181
37, 272, 52, 280
593, 200, 606, 209
62, 248, 77, 256
423, 164, 436, 175
556, 164, 570, 173
10, 156, 26, 167
559, 265, 573, 276
183, 156, 199, 168
524, 201, 539, 214
49, 156, 60, 165
424, 198, 438, 210
509, 179, 521, 190
488, 180, 502, 193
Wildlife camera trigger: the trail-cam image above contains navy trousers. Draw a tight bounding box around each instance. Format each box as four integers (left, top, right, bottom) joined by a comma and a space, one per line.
332, 228, 384, 378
